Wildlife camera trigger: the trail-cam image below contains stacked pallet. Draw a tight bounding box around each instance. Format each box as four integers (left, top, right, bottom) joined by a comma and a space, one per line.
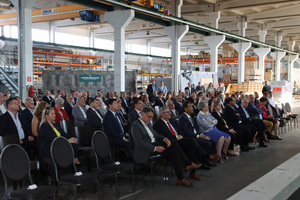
227, 82, 263, 94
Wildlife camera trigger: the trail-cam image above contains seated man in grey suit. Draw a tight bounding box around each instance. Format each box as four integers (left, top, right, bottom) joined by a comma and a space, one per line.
72, 97, 87, 126
166, 100, 180, 120
131, 106, 200, 187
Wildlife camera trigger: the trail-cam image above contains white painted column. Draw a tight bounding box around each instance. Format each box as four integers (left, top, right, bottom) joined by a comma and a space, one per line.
232, 43, 252, 83
105, 10, 134, 93
11, 0, 36, 99
287, 40, 297, 82
258, 30, 267, 43
89, 27, 95, 48
49, 22, 55, 43
165, 25, 189, 92
270, 52, 286, 81
204, 35, 225, 84
253, 48, 270, 79
210, 11, 220, 30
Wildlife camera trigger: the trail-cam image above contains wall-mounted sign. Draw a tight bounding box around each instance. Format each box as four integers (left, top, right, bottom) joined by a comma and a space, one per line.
79, 74, 102, 82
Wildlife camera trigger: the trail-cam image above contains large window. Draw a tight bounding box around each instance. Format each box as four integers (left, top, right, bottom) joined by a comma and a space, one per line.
55, 32, 89, 47
32, 29, 49, 42
94, 38, 114, 50
151, 46, 171, 57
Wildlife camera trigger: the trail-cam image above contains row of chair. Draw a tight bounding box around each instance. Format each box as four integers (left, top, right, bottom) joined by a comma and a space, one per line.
0, 131, 135, 200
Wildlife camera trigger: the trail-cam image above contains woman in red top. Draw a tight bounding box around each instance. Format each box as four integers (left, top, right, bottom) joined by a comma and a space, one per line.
54, 98, 69, 124
258, 97, 281, 140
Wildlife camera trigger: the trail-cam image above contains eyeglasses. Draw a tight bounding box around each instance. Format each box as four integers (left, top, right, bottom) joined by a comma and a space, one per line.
145, 113, 154, 119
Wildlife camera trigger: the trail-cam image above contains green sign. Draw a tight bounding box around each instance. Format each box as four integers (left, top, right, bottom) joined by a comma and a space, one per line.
79, 74, 102, 82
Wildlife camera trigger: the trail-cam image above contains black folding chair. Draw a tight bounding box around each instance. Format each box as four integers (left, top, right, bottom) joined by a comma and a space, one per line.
0, 144, 55, 200
92, 131, 135, 199
50, 137, 100, 200
275, 105, 287, 134
282, 103, 292, 131
285, 102, 298, 128
0, 134, 20, 152
74, 126, 94, 172
60, 119, 74, 135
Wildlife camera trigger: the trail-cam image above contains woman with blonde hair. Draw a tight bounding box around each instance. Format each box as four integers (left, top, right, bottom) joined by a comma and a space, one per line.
32, 101, 49, 137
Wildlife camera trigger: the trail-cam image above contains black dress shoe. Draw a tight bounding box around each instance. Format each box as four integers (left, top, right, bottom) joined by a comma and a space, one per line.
246, 146, 255, 150
206, 161, 217, 167
241, 147, 249, 152
259, 143, 268, 147
200, 164, 211, 170
275, 136, 282, 140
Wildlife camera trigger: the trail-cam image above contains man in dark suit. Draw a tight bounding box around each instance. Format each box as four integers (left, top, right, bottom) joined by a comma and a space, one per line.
223, 97, 252, 151
175, 95, 184, 115
128, 99, 143, 126
146, 79, 157, 102
154, 91, 165, 108
177, 101, 217, 163
42, 90, 54, 105
64, 95, 74, 120
154, 107, 209, 180
131, 106, 200, 187
20, 98, 35, 135
103, 99, 134, 161
72, 97, 87, 127
238, 99, 267, 147
87, 98, 103, 137
0, 98, 38, 160
120, 92, 129, 113
184, 82, 195, 96
166, 100, 180, 120
195, 81, 205, 93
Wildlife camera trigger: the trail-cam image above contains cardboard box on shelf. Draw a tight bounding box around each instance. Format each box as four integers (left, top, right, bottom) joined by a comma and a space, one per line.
223, 74, 231, 81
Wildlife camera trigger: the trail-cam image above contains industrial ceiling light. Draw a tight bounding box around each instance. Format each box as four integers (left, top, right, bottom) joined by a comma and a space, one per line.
146, 31, 150, 35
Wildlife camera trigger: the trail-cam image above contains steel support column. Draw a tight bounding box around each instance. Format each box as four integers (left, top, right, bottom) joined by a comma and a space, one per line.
11, 0, 37, 99
253, 48, 270, 79
270, 52, 286, 81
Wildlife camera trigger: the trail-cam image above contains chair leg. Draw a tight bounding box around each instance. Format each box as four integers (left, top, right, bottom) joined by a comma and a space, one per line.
131, 169, 135, 193
73, 185, 78, 200
114, 173, 119, 200
96, 180, 101, 200
150, 162, 154, 187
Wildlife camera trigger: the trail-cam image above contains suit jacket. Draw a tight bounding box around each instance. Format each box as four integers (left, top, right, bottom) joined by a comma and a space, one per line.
211, 111, 230, 133
223, 104, 242, 129
120, 97, 129, 113
175, 102, 183, 115
128, 109, 140, 125
170, 109, 180, 120
153, 119, 180, 141
42, 95, 54, 105
177, 113, 200, 138
246, 103, 262, 119
86, 108, 103, 137
39, 122, 70, 158
64, 102, 73, 120
72, 106, 87, 127
103, 110, 125, 143
195, 85, 205, 92
20, 108, 34, 136
0, 111, 30, 141
184, 86, 195, 95
130, 119, 165, 164
146, 84, 157, 101
154, 97, 166, 108
237, 106, 251, 124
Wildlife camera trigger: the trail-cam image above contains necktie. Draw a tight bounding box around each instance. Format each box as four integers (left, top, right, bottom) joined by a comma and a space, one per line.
167, 121, 177, 136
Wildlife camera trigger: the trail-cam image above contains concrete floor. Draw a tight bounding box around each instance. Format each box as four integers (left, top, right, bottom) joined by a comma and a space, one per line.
1, 100, 300, 200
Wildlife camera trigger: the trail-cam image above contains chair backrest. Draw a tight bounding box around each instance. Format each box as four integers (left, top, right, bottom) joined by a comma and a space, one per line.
267, 104, 274, 116
0, 134, 20, 152
74, 126, 90, 146
274, 105, 281, 117
281, 103, 287, 114
92, 131, 112, 162
50, 137, 75, 170
0, 144, 32, 182
285, 103, 292, 113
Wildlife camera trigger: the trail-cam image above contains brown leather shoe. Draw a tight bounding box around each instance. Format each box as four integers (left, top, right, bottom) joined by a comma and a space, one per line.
208, 154, 220, 161
176, 178, 193, 187
189, 173, 200, 180
185, 163, 202, 171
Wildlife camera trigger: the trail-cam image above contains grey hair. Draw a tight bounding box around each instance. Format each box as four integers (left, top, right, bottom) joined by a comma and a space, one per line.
55, 98, 64, 105
24, 97, 32, 104
198, 101, 208, 111
159, 107, 169, 116
165, 100, 173, 107
241, 98, 249, 103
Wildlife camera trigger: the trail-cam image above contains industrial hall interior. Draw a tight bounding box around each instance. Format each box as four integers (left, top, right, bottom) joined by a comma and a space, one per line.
1, 0, 300, 199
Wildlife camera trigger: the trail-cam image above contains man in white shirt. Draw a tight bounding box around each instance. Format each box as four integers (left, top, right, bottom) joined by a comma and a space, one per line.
157, 81, 168, 97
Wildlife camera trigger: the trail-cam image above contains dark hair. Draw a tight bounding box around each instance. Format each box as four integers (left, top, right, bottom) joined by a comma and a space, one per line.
158, 91, 163, 95
89, 98, 98, 105
6, 97, 17, 106
259, 97, 268, 103
141, 106, 154, 113
186, 97, 194, 103
226, 97, 234, 104
134, 99, 141, 105
197, 92, 203, 97
182, 101, 192, 110
107, 98, 117, 107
